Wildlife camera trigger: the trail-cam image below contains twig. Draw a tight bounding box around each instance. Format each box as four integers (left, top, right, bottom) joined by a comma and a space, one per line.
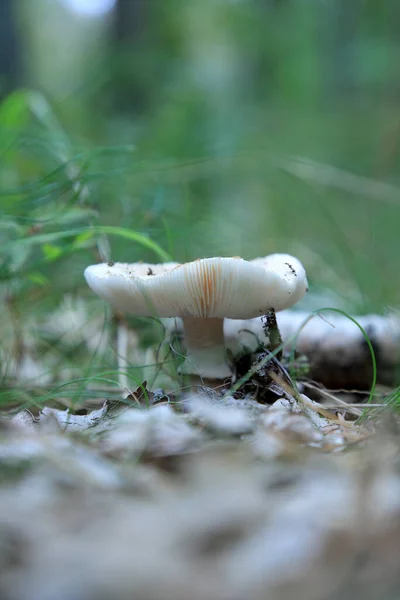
262, 309, 283, 360
301, 381, 363, 416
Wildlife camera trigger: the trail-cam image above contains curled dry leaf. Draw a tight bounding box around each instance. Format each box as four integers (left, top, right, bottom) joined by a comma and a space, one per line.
0, 429, 122, 491
102, 405, 201, 459
253, 398, 323, 459
39, 401, 109, 432
252, 394, 371, 458
11, 410, 37, 430
187, 395, 254, 437
123, 380, 152, 405
262, 400, 324, 444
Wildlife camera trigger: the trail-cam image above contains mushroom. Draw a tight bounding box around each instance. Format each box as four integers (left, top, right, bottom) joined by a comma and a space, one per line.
84, 255, 308, 382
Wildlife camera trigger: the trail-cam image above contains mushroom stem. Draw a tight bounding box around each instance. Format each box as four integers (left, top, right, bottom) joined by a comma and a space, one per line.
179, 316, 232, 380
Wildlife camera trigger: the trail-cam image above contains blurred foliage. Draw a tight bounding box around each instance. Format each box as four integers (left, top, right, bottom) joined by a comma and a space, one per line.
1, 0, 400, 404
108, 0, 400, 310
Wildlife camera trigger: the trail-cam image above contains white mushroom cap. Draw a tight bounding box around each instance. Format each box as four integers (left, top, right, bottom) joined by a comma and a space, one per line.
84, 255, 307, 319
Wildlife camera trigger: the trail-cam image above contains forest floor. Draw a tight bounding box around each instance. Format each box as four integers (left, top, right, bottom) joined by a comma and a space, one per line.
1, 348, 400, 600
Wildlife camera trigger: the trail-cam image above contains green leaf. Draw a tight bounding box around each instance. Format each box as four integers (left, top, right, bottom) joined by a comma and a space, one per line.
72, 231, 94, 247
42, 243, 63, 261
28, 272, 49, 286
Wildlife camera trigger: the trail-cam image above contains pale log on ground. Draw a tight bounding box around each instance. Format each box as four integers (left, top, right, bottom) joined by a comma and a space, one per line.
225, 311, 400, 389
168, 311, 400, 389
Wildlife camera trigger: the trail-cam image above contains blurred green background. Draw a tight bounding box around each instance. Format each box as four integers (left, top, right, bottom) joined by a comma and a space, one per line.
0, 0, 399, 401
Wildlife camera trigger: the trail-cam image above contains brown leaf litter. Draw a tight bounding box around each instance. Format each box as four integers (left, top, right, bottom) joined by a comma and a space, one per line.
1, 378, 398, 600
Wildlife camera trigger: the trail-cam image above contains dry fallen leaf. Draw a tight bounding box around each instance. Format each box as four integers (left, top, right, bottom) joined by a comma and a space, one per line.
39, 401, 109, 432
187, 395, 254, 436
102, 404, 201, 459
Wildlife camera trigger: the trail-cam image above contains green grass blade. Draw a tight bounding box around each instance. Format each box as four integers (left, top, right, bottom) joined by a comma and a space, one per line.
1, 226, 171, 262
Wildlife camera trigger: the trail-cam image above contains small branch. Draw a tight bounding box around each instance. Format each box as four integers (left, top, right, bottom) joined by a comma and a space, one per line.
262, 309, 283, 360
